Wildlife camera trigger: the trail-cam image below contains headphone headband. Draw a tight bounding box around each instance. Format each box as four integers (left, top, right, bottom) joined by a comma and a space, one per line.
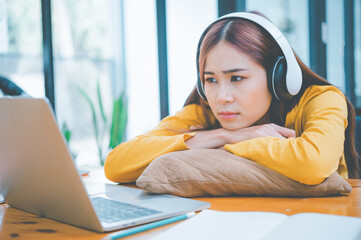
196, 12, 303, 100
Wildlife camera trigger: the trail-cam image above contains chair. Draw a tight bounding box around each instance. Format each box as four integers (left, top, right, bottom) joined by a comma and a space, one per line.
356, 116, 361, 177
0, 75, 27, 96
0, 75, 29, 202
356, 116, 361, 153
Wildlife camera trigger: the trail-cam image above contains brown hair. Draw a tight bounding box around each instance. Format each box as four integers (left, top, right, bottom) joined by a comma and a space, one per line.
184, 16, 359, 178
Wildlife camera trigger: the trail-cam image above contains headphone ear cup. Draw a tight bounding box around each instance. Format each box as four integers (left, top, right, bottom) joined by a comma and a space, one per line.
269, 56, 292, 101
196, 75, 207, 101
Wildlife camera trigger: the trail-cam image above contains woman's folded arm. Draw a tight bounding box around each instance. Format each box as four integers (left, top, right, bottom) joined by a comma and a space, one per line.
104, 104, 204, 183
104, 132, 196, 183
224, 90, 348, 185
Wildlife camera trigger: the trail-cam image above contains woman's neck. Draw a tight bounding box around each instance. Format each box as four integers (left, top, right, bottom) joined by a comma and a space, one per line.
253, 110, 271, 126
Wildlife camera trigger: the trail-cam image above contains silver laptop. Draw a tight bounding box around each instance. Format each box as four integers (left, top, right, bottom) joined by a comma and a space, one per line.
0, 97, 210, 232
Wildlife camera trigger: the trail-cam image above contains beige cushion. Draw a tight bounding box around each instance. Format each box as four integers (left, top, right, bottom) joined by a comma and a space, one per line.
136, 149, 352, 197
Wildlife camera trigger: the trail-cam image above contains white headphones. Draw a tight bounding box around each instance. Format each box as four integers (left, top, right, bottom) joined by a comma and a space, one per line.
196, 12, 303, 101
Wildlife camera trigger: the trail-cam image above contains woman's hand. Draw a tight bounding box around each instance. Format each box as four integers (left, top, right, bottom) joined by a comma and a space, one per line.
185, 123, 295, 149
224, 123, 295, 144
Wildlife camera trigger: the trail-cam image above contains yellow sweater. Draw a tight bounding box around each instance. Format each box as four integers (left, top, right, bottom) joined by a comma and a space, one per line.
104, 85, 348, 185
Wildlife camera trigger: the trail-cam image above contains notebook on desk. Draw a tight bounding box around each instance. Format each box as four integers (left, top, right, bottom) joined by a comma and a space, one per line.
152, 210, 361, 240
0, 97, 210, 232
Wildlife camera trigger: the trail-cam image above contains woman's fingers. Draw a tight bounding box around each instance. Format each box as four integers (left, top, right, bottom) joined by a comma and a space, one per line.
253, 125, 284, 139
268, 124, 296, 138
208, 123, 296, 146
189, 125, 203, 130
231, 123, 295, 142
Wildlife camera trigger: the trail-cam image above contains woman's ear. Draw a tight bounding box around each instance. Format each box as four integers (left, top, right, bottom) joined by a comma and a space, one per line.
197, 75, 207, 101
267, 56, 292, 101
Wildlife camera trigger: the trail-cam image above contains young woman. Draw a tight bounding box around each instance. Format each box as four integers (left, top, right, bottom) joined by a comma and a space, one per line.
104, 12, 359, 185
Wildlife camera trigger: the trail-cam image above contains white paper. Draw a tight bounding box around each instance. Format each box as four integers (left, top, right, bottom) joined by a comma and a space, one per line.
263, 213, 361, 240
151, 210, 288, 240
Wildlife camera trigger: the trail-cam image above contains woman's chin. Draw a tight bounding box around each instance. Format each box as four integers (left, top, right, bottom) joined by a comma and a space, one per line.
220, 122, 251, 131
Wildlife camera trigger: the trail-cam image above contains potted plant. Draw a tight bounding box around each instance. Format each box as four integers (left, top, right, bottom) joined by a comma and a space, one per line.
78, 79, 127, 166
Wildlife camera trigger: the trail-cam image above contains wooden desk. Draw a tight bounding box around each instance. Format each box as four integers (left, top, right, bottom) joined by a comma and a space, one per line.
1, 172, 360, 240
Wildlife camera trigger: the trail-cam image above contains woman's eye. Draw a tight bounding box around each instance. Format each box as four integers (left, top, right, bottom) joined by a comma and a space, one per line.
231, 76, 244, 82
205, 77, 217, 83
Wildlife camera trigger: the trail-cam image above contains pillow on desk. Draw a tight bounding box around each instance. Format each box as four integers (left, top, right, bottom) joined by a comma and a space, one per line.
136, 149, 352, 197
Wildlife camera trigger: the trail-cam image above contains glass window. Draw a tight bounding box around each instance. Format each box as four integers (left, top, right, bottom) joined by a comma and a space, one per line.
167, 0, 218, 115
246, 0, 310, 67
0, 0, 44, 97
123, 0, 159, 138
326, 0, 345, 91
52, 0, 125, 166
355, 0, 361, 108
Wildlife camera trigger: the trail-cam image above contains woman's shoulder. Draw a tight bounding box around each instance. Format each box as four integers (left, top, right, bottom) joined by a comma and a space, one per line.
294, 85, 347, 119
164, 104, 206, 126
288, 85, 347, 121
175, 103, 203, 116
302, 85, 344, 99
172, 104, 215, 127
170, 104, 202, 123
299, 85, 346, 107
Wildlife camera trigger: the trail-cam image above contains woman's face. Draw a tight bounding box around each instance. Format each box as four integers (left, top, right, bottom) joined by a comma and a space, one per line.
203, 41, 272, 130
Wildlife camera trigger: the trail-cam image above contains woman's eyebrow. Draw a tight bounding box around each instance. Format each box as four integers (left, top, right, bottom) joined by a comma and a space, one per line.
204, 71, 214, 75
223, 68, 248, 74
204, 68, 248, 75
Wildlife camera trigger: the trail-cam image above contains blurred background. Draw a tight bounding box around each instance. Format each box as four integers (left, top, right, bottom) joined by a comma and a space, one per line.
0, 0, 360, 167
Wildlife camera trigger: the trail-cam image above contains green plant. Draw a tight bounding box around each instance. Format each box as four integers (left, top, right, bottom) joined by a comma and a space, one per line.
61, 122, 72, 144
78, 79, 127, 166
109, 90, 127, 149
61, 122, 78, 160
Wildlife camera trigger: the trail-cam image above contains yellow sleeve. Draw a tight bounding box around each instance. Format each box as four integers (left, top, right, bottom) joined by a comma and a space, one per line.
104, 104, 203, 183
224, 90, 348, 185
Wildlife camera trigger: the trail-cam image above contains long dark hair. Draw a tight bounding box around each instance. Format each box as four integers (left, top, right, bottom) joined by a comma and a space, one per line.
184, 17, 359, 178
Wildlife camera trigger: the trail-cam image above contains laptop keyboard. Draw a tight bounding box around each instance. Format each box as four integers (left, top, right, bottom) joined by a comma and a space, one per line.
91, 197, 161, 223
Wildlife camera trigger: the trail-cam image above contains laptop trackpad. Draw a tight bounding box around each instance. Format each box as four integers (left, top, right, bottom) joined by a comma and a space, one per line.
85, 182, 124, 196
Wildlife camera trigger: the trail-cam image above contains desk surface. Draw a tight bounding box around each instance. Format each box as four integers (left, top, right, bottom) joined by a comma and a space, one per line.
1, 169, 360, 240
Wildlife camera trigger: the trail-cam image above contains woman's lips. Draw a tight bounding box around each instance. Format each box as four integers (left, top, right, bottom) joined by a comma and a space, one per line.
219, 112, 239, 119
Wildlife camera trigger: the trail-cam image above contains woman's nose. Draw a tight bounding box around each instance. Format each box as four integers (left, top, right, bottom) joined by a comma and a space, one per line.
216, 84, 234, 104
